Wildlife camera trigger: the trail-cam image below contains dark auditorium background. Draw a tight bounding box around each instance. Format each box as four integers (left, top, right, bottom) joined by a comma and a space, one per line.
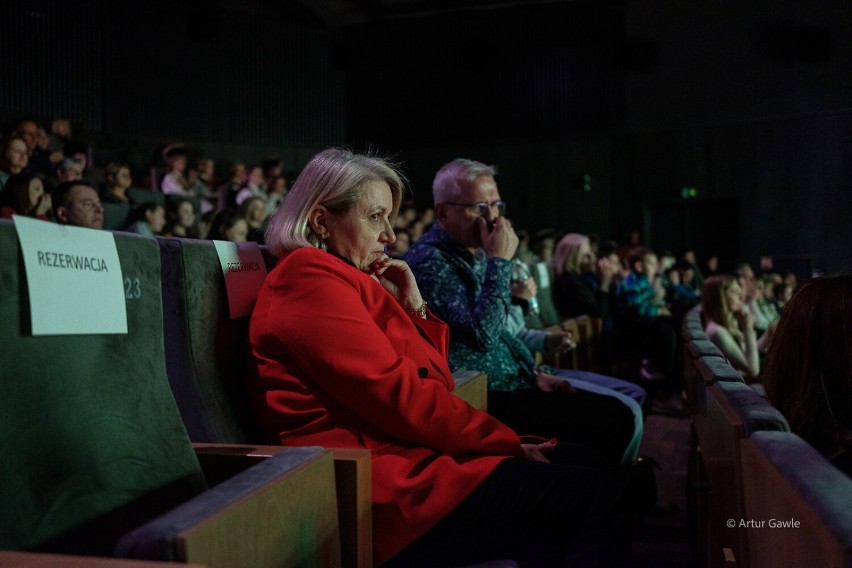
2, 0, 850, 275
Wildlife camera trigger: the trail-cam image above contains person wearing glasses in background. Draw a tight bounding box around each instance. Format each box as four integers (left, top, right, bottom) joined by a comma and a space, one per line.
406, 158, 643, 477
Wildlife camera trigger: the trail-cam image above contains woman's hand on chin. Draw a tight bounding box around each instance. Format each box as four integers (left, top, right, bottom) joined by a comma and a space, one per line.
371, 256, 424, 311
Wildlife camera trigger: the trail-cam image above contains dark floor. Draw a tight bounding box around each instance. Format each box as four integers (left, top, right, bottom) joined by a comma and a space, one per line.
631, 412, 700, 568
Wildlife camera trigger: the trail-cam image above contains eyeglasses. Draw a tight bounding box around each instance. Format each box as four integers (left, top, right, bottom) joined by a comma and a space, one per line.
442, 200, 506, 217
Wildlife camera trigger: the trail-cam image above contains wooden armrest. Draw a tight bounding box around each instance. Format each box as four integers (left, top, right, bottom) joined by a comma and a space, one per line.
118, 448, 341, 568
0, 551, 204, 567
452, 370, 488, 410
192, 444, 372, 568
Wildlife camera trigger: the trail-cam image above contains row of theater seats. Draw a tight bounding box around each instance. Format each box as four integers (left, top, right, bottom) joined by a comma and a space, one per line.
101, 188, 204, 231
0, 219, 490, 568
681, 306, 852, 568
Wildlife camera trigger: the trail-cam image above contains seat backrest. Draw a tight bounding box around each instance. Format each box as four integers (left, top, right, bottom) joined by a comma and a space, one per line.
128, 187, 166, 207
741, 431, 852, 568
101, 201, 132, 230
158, 236, 276, 444
0, 220, 204, 554
701, 379, 790, 567
683, 341, 726, 414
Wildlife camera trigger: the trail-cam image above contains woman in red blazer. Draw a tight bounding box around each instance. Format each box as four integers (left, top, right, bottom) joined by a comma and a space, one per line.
247, 148, 626, 567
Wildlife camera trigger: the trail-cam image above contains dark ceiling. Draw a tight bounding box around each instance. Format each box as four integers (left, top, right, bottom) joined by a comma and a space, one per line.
230, 0, 583, 30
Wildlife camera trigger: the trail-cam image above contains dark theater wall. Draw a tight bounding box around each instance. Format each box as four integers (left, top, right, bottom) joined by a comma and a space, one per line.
2, 0, 849, 273
1, 0, 345, 168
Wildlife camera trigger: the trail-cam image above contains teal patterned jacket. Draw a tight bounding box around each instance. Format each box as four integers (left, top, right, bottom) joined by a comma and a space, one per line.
405, 224, 537, 392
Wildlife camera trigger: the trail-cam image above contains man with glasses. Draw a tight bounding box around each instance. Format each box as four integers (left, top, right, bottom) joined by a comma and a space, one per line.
406, 159, 644, 478
52, 180, 104, 230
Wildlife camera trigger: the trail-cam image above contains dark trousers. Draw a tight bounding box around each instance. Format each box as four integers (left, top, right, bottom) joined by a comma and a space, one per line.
488, 388, 637, 469
383, 388, 637, 567
382, 447, 631, 567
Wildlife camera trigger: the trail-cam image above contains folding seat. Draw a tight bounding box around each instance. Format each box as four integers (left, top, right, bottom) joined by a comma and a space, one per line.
127, 187, 166, 207
700, 378, 790, 568
740, 431, 852, 568
0, 219, 341, 567
102, 201, 132, 230
156, 236, 488, 568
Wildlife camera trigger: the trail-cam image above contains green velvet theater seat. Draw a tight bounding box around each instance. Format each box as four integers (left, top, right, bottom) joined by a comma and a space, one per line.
0, 220, 341, 568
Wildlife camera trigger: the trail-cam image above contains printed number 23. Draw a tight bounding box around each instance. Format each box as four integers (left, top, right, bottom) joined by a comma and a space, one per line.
124, 277, 142, 299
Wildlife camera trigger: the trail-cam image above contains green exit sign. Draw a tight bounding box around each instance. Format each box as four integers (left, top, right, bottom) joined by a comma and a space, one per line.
681, 186, 698, 199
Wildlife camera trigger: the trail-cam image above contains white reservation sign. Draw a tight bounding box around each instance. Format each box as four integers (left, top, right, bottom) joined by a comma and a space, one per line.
13, 215, 128, 335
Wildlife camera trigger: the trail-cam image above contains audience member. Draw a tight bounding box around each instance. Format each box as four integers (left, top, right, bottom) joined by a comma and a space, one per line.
56, 158, 84, 183
52, 181, 104, 229
160, 143, 191, 195
0, 136, 30, 188
240, 195, 267, 243
101, 162, 133, 204
207, 208, 247, 242
11, 117, 39, 159
0, 173, 52, 220
235, 165, 267, 206
124, 202, 166, 236
218, 161, 246, 209
251, 147, 630, 567
701, 274, 774, 380
162, 197, 197, 238
763, 275, 852, 477
406, 158, 639, 469
615, 248, 678, 386
186, 157, 217, 214
264, 174, 288, 216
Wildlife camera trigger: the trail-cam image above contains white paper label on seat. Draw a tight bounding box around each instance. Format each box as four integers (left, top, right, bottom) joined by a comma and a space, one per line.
213, 240, 268, 319
13, 215, 128, 335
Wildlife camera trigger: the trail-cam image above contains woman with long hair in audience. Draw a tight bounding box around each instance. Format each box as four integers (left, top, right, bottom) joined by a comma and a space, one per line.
239, 195, 267, 243
553, 232, 619, 320
762, 275, 852, 476
162, 197, 197, 238
0, 172, 52, 220
247, 147, 629, 567
207, 208, 248, 242
701, 274, 774, 379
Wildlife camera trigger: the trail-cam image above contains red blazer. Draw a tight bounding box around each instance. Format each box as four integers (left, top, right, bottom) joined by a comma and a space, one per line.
248, 247, 521, 564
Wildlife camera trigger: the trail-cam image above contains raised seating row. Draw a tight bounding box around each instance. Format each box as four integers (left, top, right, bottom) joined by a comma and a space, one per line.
681, 305, 852, 568
0, 218, 490, 567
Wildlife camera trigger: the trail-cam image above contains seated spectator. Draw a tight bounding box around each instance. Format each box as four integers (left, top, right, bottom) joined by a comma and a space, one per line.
28, 123, 54, 178
217, 161, 246, 210
0, 173, 52, 220
162, 197, 197, 238
0, 136, 30, 189
554, 232, 618, 321
186, 157, 217, 214
10, 117, 38, 161
251, 148, 631, 567
682, 249, 705, 292
101, 162, 133, 204
701, 274, 774, 380
666, 261, 700, 325
615, 248, 678, 386
56, 158, 84, 183
264, 174, 288, 216
124, 202, 166, 236
239, 195, 267, 243
763, 275, 852, 477
160, 143, 191, 196
207, 208, 248, 242
756, 274, 781, 323
406, 158, 640, 470
261, 156, 284, 187
235, 165, 267, 206
52, 181, 103, 229
775, 280, 796, 313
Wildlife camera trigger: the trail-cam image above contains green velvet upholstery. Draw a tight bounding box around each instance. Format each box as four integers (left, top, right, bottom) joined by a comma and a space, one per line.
0, 221, 205, 553
158, 237, 277, 444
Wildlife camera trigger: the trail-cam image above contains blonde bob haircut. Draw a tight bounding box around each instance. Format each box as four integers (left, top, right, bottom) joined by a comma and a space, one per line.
265, 148, 405, 258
